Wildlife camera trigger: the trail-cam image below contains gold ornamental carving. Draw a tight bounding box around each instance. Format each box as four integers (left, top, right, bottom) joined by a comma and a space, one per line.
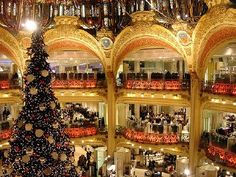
44, 16, 106, 70
0, 27, 24, 72
192, 5, 236, 78
112, 12, 188, 74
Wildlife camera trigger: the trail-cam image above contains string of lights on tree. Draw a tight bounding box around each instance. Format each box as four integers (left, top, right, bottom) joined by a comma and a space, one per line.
2, 29, 78, 176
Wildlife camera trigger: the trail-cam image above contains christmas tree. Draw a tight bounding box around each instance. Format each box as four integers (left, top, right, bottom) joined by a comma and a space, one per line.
3, 30, 78, 176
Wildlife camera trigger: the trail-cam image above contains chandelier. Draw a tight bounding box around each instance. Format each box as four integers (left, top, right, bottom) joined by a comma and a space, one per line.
0, 0, 209, 35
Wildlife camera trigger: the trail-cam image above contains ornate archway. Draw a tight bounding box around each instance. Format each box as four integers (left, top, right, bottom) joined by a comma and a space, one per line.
193, 6, 236, 78
0, 28, 24, 71
44, 24, 106, 70
112, 24, 188, 74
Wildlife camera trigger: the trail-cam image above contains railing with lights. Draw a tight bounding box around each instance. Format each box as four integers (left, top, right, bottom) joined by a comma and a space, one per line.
0, 127, 98, 142
123, 128, 179, 144
51, 72, 106, 89
121, 128, 189, 145
117, 72, 190, 91
0, 73, 21, 90
0, 0, 208, 35
202, 81, 236, 96
200, 132, 236, 168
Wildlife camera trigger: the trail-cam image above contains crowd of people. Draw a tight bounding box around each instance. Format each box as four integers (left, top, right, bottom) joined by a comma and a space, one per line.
127, 108, 189, 134
61, 103, 105, 129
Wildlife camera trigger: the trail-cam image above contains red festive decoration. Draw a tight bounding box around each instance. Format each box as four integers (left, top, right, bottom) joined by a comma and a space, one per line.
52, 80, 97, 89
125, 80, 181, 90
0, 127, 97, 140
212, 83, 236, 95
123, 129, 179, 144
0, 81, 10, 89
206, 145, 236, 168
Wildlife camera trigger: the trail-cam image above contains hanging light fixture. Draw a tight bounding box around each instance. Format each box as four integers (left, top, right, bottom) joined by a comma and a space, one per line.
0, 0, 56, 33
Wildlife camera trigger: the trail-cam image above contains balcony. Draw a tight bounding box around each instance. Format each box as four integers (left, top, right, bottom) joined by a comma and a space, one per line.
51, 72, 106, 89
200, 132, 236, 168
0, 73, 21, 90
202, 81, 236, 96
117, 72, 190, 91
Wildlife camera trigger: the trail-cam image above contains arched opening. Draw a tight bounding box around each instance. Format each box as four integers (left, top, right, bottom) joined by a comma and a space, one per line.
46, 50, 106, 89
0, 53, 22, 90
202, 42, 236, 96
116, 47, 190, 91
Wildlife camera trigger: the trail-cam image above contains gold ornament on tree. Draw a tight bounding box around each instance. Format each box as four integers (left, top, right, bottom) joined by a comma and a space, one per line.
22, 155, 30, 163
39, 157, 46, 164
18, 120, 23, 128
52, 122, 59, 129
35, 129, 44, 138
43, 167, 52, 176
50, 102, 56, 109
47, 136, 54, 144
25, 123, 33, 131
30, 87, 38, 95
4, 150, 9, 158
26, 75, 35, 82
60, 153, 67, 161
26, 148, 34, 155
41, 70, 49, 77
39, 103, 46, 111
51, 152, 58, 160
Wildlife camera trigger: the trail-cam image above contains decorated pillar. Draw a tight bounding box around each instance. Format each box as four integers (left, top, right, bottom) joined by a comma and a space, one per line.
189, 72, 202, 176
107, 71, 116, 156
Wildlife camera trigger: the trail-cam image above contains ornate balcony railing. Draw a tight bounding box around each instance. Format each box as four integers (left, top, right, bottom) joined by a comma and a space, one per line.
200, 132, 236, 168
51, 72, 106, 89
0, 0, 208, 35
0, 127, 98, 142
121, 128, 189, 145
117, 72, 190, 91
202, 81, 236, 96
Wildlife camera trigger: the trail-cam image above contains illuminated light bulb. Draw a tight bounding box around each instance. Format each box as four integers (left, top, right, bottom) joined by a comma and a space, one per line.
173, 94, 178, 99
211, 98, 215, 102
184, 169, 190, 176
82, 140, 84, 143
60, 92, 64, 96
72, 92, 75, 96
163, 94, 166, 99
3, 93, 9, 97
233, 102, 236, 106
141, 93, 144, 97
72, 141, 74, 144
22, 19, 37, 32
160, 148, 163, 151
82, 93, 85, 96
139, 146, 142, 149
149, 148, 151, 150
131, 144, 134, 147
222, 100, 226, 104
151, 94, 154, 98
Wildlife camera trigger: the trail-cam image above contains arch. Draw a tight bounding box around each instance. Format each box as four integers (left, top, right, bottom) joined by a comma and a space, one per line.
112, 24, 188, 74
44, 27, 106, 71
192, 5, 236, 78
0, 27, 24, 71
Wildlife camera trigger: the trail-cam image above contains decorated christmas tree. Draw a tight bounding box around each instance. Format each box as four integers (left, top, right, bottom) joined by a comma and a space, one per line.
3, 30, 78, 176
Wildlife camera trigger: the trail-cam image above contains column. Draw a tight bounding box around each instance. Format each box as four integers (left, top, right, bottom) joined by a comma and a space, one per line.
189, 72, 202, 176
134, 104, 140, 119
117, 104, 127, 127
134, 61, 140, 73
107, 72, 116, 156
